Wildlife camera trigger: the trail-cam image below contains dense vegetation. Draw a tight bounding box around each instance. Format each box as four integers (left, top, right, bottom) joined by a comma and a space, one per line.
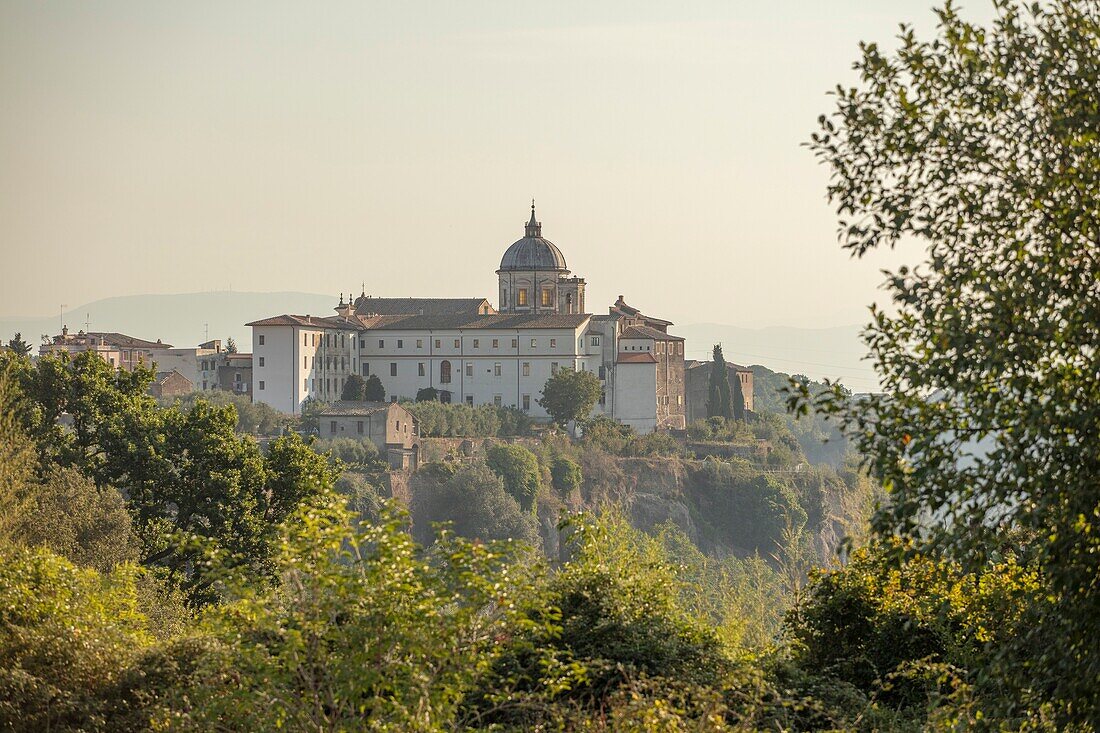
2, 2, 1097, 729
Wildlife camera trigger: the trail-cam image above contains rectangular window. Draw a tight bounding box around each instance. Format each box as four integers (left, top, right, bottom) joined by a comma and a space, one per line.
530, 338, 537, 348
259, 357, 265, 367
599, 389, 606, 405
599, 365, 606, 380
541, 288, 553, 306
258, 335, 265, 345
330, 421, 337, 434
203, 380, 207, 389
397, 339, 403, 349
494, 362, 502, 376
304, 356, 308, 369
434, 339, 441, 349
473, 339, 479, 348
390, 363, 397, 377
677, 343, 683, 354
454, 339, 460, 348
378, 339, 385, 348
304, 334, 309, 346
465, 395, 474, 406
517, 288, 528, 306
591, 336, 601, 346
492, 338, 499, 348
550, 338, 557, 348
418, 363, 425, 377
551, 362, 559, 374
522, 394, 530, 411
326, 378, 330, 392
416, 339, 423, 348
360, 339, 365, 349
390, 395, 398, 403
303, 379, 307, 391
357, 420, 364, 434
494, 395, 502, 407
466, 363, 473, 377
511, 338, 518, 348
522, 362, 530, 376
362, 362, 369, 375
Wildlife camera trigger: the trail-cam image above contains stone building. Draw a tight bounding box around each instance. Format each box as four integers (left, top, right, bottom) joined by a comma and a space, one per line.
684, 360, 755, 424
148, 370, 194, 399
249, 205, 686, 433
216, 352, 253, 398
317, 401, 419, 470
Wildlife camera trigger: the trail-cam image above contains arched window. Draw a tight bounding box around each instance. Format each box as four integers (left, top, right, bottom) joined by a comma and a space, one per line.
566, 293, 573, 313
440, 360, 452, 384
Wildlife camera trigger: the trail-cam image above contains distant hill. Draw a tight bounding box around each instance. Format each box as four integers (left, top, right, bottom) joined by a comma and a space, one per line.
0, 291, 336, 351
676, 322, 879, 392
1, 293, 879, 390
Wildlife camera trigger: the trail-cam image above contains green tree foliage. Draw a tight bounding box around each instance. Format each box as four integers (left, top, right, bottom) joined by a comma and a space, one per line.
730, 365, 746, 421
4, 351, 336, 601
19, 467, 137, 573
340, 373, 366, 401
224, 337, 237, 354
160, 389, 286, 435
410, 463, 539, 545
4, 333, 31, 357
706, 344, 733, 420
464, 513, 735, 729
415, 386, 439, 401
550, 455, 582, 498
0, 547, 153, 732
298, 395, 328, 433
363, 373, 385, 401
805, 1, 1100, 723
485, 444, 542, 512
407, 400, 500, 437
537, 367, 602, 426
176, 496, 532, 730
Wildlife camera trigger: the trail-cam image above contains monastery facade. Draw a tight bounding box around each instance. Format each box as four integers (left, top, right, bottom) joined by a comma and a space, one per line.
248, 206, 686, 433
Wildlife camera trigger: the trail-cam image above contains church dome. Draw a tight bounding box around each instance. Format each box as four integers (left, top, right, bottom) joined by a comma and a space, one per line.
498, 204, 568, 272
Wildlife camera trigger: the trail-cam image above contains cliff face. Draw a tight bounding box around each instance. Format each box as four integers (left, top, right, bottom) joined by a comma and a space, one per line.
396, 438, 873, 563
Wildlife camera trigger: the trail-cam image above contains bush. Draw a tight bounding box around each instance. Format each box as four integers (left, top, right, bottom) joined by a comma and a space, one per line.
161, 390, 287, 435
311, 437, 383, 468
410, 463, 539, 545
550, 456, 582, 498
485, 444, 542, 512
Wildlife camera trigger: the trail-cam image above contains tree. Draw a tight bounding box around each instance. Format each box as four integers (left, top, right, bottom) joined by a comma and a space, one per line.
5, 333, 30, 357
364, 374, 385, 402
415, 386, 439, 402
537, 368, 601, 426
730, 366, 746, 421
805, 1, 1100, 723
706, 345, 733, 420
485, 444, 542, 512
4, 351, 336, 602
341, 373, 367, 401
299, 396, 328, 434
550, 456, 582, 498
225, 337, 238, 353
410, 463, 539, 545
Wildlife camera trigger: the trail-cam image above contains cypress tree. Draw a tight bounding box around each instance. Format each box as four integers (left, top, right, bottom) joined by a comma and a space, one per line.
730, 365, 746, 421
705, 344, 733, 419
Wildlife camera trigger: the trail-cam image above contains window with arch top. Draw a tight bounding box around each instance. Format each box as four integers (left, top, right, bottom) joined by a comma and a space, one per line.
440, 360, 452, 384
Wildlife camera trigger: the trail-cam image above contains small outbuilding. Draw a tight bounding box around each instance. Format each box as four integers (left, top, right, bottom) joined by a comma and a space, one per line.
148, 370, 194, 399
317, 401, 419, 470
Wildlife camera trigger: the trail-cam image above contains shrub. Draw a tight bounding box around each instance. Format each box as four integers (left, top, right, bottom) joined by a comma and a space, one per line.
485, 444, 542, 512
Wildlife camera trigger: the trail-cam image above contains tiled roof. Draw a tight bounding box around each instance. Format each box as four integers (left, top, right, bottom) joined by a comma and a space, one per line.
620, 325, 684, 341
616, 352, 658, 364
358, 313, 591, 331
87, 332, 172, 349
246, 314, 348, 328
351, 297, 491, 317
318, 401, 397, 416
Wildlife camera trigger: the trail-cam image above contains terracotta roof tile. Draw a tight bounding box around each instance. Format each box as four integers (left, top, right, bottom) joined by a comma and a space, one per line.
620, 325, 684, 341
616, 352, 658, 364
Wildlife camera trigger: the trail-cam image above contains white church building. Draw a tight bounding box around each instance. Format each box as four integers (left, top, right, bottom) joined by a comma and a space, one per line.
248, 206, 686, 433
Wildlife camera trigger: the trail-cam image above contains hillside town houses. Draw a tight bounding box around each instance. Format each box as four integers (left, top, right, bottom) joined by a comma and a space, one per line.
27, 207, 742, 434
248, 205, 688, 433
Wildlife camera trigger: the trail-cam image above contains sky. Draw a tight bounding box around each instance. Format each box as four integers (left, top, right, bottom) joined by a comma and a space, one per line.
0, 1, 999, 329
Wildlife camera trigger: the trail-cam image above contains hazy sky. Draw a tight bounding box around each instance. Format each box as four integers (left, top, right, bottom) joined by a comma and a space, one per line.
0, 1, 998, 327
